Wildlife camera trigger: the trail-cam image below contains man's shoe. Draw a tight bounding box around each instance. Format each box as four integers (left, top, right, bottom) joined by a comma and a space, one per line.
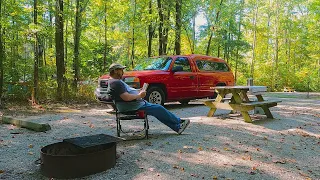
178, 119, 190, 135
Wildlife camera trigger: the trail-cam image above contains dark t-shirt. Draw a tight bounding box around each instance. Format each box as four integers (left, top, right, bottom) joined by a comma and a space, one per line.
107, 79, 127, 102
107, 79, 145, 112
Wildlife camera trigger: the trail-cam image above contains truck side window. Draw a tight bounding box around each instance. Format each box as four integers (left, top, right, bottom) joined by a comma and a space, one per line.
173, 57, 191, 72
196, 60, 229, 72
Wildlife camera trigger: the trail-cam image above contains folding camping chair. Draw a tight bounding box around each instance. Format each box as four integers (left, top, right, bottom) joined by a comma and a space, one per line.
103, 100, 149, 139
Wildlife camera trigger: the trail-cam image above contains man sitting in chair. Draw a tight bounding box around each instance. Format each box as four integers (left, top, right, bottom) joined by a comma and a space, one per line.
107, 63, 190, 134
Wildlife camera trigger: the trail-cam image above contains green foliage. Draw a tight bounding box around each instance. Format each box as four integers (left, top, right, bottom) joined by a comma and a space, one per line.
0, 0, 319, 104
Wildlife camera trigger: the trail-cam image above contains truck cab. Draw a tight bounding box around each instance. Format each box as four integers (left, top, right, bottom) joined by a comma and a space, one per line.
95, 54, 234, 105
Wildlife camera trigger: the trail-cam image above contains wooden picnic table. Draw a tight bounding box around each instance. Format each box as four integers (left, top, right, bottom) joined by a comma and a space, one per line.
203, 86, 281, 123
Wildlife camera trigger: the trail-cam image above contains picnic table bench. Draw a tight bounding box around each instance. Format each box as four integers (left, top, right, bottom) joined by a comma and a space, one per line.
203, 86, 281, 123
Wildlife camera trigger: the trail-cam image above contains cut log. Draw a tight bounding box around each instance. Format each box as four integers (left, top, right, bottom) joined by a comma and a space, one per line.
1, 116, 51, 132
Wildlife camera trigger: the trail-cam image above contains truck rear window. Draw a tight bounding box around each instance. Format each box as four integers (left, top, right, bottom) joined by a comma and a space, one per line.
196, 60, 229, 72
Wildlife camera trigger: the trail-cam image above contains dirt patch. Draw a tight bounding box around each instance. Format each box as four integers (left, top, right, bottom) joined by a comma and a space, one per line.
0, 92, 319, 180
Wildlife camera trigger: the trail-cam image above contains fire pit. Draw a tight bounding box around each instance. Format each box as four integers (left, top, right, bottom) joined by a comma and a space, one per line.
40, 134, 122, 179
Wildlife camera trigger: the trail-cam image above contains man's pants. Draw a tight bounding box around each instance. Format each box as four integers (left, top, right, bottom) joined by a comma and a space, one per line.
139, 102, 181, 132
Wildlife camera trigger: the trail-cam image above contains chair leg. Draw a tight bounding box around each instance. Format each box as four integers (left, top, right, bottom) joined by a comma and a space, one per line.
144, 116, 149, 139
116, 118, 121, 137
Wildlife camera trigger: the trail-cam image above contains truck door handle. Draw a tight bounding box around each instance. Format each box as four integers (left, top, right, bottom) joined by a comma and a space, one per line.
190, 76, 195, 79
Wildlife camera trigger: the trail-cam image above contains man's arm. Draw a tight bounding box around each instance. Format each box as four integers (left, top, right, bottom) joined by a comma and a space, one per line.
120, 91, 146, 101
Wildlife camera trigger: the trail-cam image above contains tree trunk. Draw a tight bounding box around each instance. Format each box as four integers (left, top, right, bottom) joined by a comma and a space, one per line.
274, 0, 279, 90
206, 0, 223, 56
235, 0, 244, 85
147, 0, 153, 57
318, 58, 320, 90
65, 0, 69, 65
206, 32, 213, 56
73, 0, 81, 89
103, 2, 107, 71
174, 0, 181, 55
0, 0, 4, 103
131, 0, 136, 69
163, 9, 169, 55
49, 0, 53, 49
33, 0, 39, 104
251, 0, 258, 79
55, 0, 65, 100
183, 25, 194, 53
192, 13, 195, 53
157, 0, 164, 55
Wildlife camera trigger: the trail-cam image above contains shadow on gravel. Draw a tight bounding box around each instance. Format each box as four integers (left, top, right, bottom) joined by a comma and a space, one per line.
164, 102, 204, 110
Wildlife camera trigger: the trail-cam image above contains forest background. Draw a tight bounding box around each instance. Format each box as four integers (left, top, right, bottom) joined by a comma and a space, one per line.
0, 0, 319, 104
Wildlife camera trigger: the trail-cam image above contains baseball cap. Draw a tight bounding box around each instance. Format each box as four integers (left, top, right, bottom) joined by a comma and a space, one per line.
109, 63, 126, 71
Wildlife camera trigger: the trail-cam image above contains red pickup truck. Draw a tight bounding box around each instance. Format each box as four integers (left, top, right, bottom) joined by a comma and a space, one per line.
95, 54, 234, 105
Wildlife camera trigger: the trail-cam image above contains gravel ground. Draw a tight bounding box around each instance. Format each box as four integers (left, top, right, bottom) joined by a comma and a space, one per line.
0, 92, 319, 180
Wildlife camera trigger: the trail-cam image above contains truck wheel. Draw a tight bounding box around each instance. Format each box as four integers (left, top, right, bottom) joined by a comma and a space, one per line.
146, 86, 165, 105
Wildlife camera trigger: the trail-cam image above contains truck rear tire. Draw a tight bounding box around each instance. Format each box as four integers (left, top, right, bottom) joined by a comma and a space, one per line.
146, 86, 165, 106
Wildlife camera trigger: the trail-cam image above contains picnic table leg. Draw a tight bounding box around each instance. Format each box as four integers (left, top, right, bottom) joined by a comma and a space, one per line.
241, 111, 252, 123
204, 101, 217, 117
240, 90, 250, 102
229, 97, 236, 114
256, 95, 274, 119
260, 106, 274, 118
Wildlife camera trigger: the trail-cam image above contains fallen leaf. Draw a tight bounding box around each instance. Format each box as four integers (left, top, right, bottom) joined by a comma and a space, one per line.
28, 144, 33, 148
272, 159, 286, 164
286, 159, 296, 163
211, 147, 220, 152
89, 123, 94, 128
191, 173, 198, 177
173, 165, 179, 169
198, 147, 203, 151
242, 155, 252, 161
224, 147, 229, 151
148, 168, 154, 171
298, 172, 309, 177
28, 152, 34, 155
0, 170, 4, 174
213, 176, 218, 179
